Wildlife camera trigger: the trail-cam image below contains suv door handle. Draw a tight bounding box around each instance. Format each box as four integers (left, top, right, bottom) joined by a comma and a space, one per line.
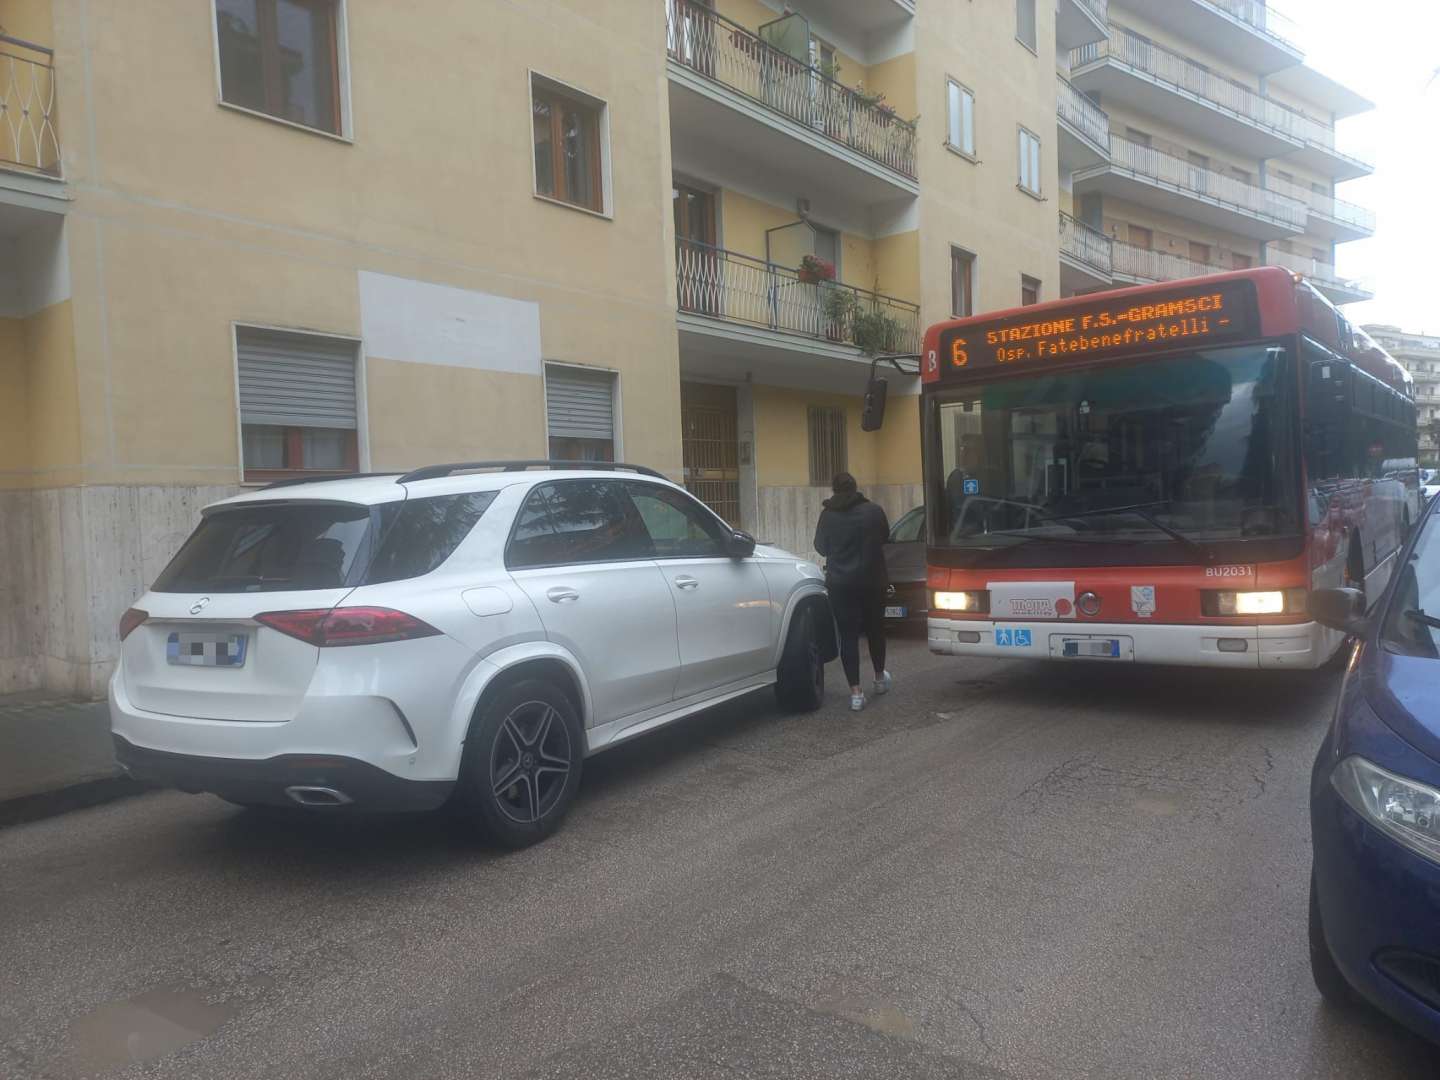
674, 576, 700, 591
546, 587, 580, 603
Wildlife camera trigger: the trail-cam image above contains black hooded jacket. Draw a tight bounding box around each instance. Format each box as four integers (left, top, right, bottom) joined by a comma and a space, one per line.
813, 491, 891, 588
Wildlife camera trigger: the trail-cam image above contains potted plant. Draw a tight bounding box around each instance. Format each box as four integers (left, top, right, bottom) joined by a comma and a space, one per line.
796, 254, 835, 285
821, 285, 858, 342
852, 306, 904, 356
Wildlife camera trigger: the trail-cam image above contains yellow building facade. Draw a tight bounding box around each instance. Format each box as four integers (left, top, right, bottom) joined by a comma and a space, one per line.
0, 0, 1374, 698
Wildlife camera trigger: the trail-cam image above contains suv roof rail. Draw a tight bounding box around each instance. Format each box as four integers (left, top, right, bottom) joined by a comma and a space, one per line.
260, 472, 404, 491
396, 460, 669, 484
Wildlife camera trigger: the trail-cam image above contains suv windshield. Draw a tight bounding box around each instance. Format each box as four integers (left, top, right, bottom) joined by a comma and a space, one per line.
1383, 509, 1440, 660
928, 342, 1300, 566
153, 492, 496, 592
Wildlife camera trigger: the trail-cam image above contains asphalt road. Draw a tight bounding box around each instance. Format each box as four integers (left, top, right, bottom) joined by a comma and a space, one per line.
2, 637, 1436, 1079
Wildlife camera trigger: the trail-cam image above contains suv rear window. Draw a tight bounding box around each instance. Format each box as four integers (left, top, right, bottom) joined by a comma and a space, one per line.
153, 492, 496, 593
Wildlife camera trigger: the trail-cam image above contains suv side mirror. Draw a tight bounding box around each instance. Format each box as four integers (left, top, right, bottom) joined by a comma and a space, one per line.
1311, 587, 1368, 636
861, 375, 888, 432
728, 530, 757, 559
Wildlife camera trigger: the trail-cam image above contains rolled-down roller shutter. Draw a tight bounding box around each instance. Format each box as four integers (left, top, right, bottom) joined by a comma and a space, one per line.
237, 328, 358, 430
546, 365, 616, 442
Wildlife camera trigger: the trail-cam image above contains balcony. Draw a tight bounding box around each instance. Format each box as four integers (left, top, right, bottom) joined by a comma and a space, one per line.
1266, 248, 1373, 306
1056, 79, 1108, 170
665, 0, 918, 220
1265, 175, 1376, 242
0, 33, 68, 231
1075, 136, 1307, 241
674, 240, 920, 386
795, 0, 915, 42
1111, 241, 1228, 286
1056, 0, 1108, 51
1113, 0, 1300, 74
1059, 212, 1112, 292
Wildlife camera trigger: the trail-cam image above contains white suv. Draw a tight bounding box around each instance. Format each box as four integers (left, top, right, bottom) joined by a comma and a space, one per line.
110, 462, 836, 847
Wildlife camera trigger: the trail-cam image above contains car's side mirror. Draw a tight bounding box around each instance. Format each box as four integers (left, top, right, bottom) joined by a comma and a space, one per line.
1311, 587, 1368, 636
861, 374, 888, 432
727, 530, 757, 559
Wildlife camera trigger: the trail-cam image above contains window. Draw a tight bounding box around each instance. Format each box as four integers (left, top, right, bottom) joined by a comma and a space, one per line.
215, 0, 343, 135
888, 506, 925, 544
1189, 241, 1212, 265
1021, 276, 1040, 307
546, 364, 617, 461
807, 406, 848, 486
1232, 252, 1252, 270
532, 77, 606, 213
1125, 126, 1152, 147
812, 225, 840, 277
626, 482, 728, 558
1129, 225, 1153, 250
950, 247, 975, 317
364, 492, 498, 584
1187, 151, 1209, 171
1231, 166, 1253, 185
236, 327, 359, 483
946, 79, 976, 158
1018, 128, 1042, 196
506, 480, 651, 568
1015, 0, 1037, 50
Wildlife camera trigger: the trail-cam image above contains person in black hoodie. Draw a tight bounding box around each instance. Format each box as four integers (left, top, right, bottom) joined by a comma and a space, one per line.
813, 472, 893, 712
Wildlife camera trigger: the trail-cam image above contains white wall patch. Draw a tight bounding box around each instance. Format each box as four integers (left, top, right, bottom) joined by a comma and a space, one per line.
358, 271, 541, 375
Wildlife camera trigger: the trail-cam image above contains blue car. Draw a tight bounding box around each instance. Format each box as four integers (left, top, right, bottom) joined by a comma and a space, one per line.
1309, 495, 1440, 1042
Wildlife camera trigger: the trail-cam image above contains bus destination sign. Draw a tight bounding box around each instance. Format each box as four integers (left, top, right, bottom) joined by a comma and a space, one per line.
938, 279, 1259, 376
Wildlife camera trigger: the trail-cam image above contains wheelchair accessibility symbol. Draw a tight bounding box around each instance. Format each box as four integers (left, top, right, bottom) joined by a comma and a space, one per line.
994, 628, 1033, 647
963, 478, 980, 495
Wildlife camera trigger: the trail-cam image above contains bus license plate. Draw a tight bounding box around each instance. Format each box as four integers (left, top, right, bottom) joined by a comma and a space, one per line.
885, 605, 907, 619
1061, 637, 1125, 660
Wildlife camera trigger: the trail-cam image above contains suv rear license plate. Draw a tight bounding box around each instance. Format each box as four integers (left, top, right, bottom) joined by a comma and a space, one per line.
885, 605, 907, 619
167, 631, 248, 668
1060, 637, 1126, 660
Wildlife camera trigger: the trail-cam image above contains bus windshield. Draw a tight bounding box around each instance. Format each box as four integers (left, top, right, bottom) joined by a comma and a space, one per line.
930, 342, 1301, 565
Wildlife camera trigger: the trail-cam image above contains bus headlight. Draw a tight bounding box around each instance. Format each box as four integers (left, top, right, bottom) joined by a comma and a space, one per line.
1205, 589, 1308, 616
934, 590, 989, 614
1333, 757, 1440, 867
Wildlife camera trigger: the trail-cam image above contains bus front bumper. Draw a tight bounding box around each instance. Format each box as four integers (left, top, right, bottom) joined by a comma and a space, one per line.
927, 617, 1336, 670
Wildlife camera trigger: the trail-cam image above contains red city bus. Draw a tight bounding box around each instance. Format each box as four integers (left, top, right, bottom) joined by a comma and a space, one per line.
916, 267, 1419, 670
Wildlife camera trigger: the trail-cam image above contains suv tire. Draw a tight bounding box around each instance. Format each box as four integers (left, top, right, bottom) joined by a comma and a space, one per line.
775, 605, 825, 713
458, 678, 583, 849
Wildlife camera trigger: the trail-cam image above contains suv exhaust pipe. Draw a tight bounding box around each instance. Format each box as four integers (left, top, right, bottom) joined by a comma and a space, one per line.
284, 785, 353, 807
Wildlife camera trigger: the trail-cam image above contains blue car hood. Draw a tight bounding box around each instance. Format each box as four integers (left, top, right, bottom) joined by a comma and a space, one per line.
1369, 650, 1440, 762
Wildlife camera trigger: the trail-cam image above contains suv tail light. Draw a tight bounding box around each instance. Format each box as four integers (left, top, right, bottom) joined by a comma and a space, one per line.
118, 608, 149, 641
255, 607, 442, 647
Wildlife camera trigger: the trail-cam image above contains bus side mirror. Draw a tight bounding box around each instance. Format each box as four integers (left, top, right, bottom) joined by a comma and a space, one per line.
1311, 588, 1368, 636
861, 375, 888, 432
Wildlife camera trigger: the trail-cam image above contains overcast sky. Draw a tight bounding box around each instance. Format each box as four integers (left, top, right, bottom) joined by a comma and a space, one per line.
1292, 0, 1440, 333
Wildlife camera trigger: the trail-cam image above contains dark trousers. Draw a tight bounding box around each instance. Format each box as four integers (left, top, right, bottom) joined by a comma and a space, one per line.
829, 582, 887, 688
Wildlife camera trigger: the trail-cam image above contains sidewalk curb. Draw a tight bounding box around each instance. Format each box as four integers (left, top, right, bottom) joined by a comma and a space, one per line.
0, 775, 153, 830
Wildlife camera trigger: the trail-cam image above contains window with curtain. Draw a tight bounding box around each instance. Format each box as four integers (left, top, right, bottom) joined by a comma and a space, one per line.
807, 406, 848, 487
946, 78, 975, 158
215, 0, 343, 135
1021, 275, 1040, 307
236, 327, 359, 482
951, 247, 975, 317
532, 77, 606, 213
1018, 127, 1042, 195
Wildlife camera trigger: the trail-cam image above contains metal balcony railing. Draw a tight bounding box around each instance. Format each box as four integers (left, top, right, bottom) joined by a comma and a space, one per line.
1201, 0, 1301, 51
1265, 174, 1376, 234
1267, 248, 1372, 297
0, 34, 60, 175
1074, 0, 1108, 25
1057, 79, 1109, 152
664, 0, 917, 180
675, 240, 921, 354
1071, 26, 1373, 171
1106, 136, 1308, 231
1059, 212, 1112, 277
1112, 240, 1227, 284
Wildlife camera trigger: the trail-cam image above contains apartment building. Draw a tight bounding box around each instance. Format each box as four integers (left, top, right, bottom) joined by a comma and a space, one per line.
1056, 0, 1376, 309
0, 0, 1378, 698
1365, 326, 1440, 466
0, 0, 684, 696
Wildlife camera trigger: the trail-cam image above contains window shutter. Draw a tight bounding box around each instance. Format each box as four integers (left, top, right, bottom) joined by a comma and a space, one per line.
237, 328, 358, 430
546, 366, 616, 441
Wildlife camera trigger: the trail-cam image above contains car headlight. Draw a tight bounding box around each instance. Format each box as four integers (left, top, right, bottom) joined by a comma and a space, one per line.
1332, 756, 1440, 865
933, 590, 989, 614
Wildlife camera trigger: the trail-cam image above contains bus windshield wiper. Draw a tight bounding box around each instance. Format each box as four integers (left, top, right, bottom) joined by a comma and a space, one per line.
966, 531, 1140, 565
1404, 609, 1440, 631
1040, 502, 1213, 564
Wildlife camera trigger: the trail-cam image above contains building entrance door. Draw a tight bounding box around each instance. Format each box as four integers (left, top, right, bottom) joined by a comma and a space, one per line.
681, 382, 740, 526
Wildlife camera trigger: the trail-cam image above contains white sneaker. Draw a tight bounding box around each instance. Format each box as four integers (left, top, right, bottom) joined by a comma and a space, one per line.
850, 692, 866, 712
873, 671, 893, 697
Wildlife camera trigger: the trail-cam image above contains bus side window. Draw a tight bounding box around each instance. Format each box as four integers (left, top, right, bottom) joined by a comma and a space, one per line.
1304, 342, 1349, 483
